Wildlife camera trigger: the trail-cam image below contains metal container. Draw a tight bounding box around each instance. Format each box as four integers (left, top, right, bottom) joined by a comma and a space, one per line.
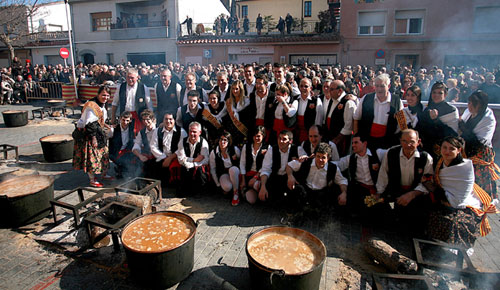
2, 110, 28, 127
40, 134, 74, 162
246, 226, 326, 290
0, 175, 54, 227
121, 211, 196, 289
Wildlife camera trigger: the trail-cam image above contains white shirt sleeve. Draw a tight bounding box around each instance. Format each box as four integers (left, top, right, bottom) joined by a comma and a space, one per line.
209, 150, 219, 186
341, 99, 356, 135
150, 128, 166, 161
287, 159, 302, 172
260, 146, 274, 177
353, 95, 366, 121
329, 141, 340, 161
376, 149, 390, 194
315, 97, 324, 125
176, 107, 183, 127
144, 85, 153, 110
334, 168, 348, 186
239, 144, 247, 175
335, 155, 350, 172
112, 83, 121, 107
132, 132, 143, 152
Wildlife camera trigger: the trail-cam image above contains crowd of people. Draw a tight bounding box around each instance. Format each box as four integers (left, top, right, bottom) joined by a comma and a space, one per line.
57, 60, 500, 256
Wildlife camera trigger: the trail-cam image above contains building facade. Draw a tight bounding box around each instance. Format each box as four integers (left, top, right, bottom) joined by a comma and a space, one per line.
339, 0, 500, 68
69, 0, 179, 65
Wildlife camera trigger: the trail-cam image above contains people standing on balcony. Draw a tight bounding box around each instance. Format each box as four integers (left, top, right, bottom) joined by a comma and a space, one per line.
277, 17, 285, 35
228, 15, 234, 33
221, 15, 227, 34
233, 15, 240, 35
181, 15, 193, 36
256, 14, 263, 35
285, 13, 293, 34
243, 16, 250, 34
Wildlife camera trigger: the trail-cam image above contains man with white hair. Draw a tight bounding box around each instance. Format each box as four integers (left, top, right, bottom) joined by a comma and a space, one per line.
155, 68, 182, 122
111, 68, 153, 134
353, 74, 403, 150
176, 121, 210, 196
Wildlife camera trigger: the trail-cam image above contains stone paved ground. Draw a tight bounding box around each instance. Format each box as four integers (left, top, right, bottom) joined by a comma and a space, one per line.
1, 104, 500, 289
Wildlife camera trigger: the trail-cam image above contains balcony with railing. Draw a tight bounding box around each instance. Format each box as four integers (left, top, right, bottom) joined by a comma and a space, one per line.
110, 20, 169, 40
109, 0, 170, 40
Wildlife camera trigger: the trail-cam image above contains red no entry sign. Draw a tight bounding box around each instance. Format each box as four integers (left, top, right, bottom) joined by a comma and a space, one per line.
59, 47, 70, 59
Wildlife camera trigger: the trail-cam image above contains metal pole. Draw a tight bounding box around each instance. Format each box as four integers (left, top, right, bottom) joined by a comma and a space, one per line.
64, 0, 78, 99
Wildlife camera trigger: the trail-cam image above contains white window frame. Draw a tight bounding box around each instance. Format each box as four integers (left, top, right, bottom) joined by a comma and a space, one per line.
473, 6, 500, 34
358, 11, 386, 36
394, 9, 424, 35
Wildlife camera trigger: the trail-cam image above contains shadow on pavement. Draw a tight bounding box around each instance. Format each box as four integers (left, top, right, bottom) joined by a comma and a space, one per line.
177, 265, 249, 290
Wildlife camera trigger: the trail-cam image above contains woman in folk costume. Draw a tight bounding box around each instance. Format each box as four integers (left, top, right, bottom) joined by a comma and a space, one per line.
270, 83, 298, 143
459, 90, 499, 201
209, 131, 241, 206
396, 85, 425, 133
201, 90, 226, 150
426, 136, 498, 254
73, 85, 112, 187
419, 82, 459, 160
222, 80, 250, 147
239, 126, 269, 205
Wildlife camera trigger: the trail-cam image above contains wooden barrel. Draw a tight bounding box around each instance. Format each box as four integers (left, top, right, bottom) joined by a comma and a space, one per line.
2, 110, 28, 127
40, 134, 74, 162
0, 175, 54, 227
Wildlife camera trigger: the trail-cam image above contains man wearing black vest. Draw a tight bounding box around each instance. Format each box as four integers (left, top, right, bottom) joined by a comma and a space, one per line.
111, 68, 152, 135
268, 64, 286, 94
176, 121, 210, 196
247, 74, 276, 143
326, 80, 357, 157
180, 72, 205, 106
155, 68, 181, 123
243, 64, 256, 96
259, 130, 298, 203
109, 111, 136, 178
286, 142, 348, 214
150, 113, 187, 186
132, 110, 156, 178
176, 90, 205, 133
353, 74, 402, 151
295, 78, 324, 144
376, 129, 433, 234
212, 71, 229, 101
299, 125, 340, 161
335, 133, 386, 219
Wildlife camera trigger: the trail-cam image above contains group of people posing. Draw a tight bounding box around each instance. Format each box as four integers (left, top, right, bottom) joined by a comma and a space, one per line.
72, 63, 499, 253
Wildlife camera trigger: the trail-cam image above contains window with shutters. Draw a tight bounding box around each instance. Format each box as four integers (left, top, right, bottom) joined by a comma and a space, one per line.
394, 10, 424, 35
91, 12, 112, 31
358, 11, 386, 35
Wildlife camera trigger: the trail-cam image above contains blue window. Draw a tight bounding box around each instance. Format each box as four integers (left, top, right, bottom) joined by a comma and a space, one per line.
304, 1, 312, 17
242, 6, 248, 18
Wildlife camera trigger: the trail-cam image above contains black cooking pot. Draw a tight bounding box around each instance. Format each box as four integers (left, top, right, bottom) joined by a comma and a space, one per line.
246, 226, 326, 290
40, 134, 74, 162
0, 175, 54, 227
121, 211, 196, 289
2, 110, 28, 127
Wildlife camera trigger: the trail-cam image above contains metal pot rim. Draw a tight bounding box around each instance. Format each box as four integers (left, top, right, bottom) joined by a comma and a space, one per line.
121, 210, 197, 254
245, 226, 327, 276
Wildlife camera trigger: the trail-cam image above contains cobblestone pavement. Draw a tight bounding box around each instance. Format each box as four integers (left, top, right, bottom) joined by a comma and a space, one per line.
1, 104, 499, 289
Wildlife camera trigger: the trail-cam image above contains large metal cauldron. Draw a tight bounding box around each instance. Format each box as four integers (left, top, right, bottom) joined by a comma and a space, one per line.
121, 211, 196, 289
2, 110, 28, 127
246, 226, 326, 290
40, 134, 74, 162
0, 175, 54, 227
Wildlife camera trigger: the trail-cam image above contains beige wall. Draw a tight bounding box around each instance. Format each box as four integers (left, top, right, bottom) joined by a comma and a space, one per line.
237, 0, 328, 23
339, 0, 500, 68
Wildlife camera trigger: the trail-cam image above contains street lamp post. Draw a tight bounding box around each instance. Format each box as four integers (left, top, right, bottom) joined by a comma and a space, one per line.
64, 0, 78, 99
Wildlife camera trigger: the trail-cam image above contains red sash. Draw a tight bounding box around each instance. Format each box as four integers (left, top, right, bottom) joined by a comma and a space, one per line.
327, 117, 332, 130
255, 118, 265, 126
168, 158, 181, 183
131, 111, 144, 135
370, 123, 387, 138
273, 119, 292, 137
245, 170, 259, 179
297, 116, 308, 143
